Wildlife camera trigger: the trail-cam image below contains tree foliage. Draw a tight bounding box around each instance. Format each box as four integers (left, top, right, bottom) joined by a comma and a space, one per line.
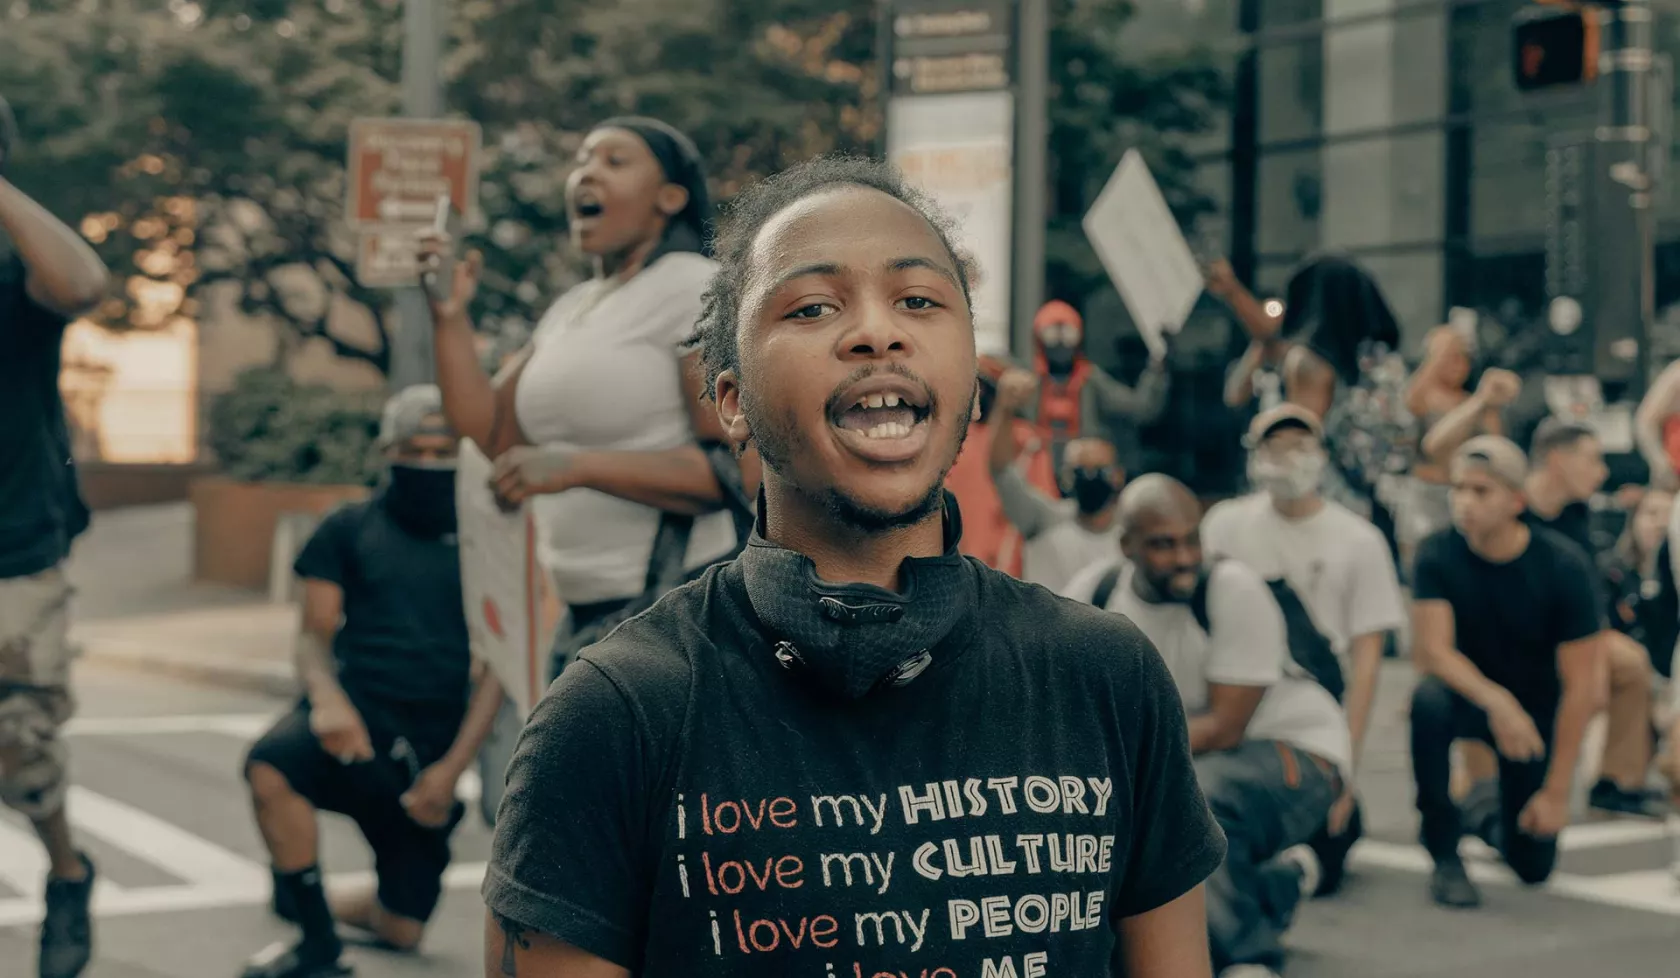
1, 0, 1223, 371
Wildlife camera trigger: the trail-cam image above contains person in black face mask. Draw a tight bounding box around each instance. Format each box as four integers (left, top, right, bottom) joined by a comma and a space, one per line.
986, 367, 1126, 592
238, 385, 506, 978
1029, 300, 1169, 474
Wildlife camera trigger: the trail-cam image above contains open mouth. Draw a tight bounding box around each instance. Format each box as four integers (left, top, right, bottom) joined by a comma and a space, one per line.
834, 390, 931, 441
572, 192, 605, 219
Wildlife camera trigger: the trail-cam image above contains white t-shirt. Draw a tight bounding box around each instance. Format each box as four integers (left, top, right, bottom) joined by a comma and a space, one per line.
514, 252, 737, 605
1063, 558, 1353, 775
1201, 494, 1406, 660
993, 467, 1120, 594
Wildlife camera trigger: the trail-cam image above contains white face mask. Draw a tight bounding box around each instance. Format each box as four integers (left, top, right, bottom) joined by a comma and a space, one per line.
1249, 451, 1326, 501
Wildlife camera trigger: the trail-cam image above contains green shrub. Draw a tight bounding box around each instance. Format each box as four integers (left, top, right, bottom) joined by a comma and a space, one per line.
207, 367, 383, 486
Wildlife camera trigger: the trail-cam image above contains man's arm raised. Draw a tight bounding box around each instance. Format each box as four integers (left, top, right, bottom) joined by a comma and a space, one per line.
0, 177, 108, 317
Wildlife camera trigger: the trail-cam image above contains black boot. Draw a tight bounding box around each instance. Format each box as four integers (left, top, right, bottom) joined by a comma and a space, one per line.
241, 866, 349, 978
1429, 856, 1481, 909
39, 852, 95, 978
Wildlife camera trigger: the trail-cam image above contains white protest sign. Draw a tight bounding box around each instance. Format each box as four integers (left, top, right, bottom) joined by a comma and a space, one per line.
1082, 149, 1204, 359
455, 440, 545, 718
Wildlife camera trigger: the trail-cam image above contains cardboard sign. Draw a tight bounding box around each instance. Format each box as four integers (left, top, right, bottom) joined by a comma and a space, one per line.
455, 441, 545, 718
1083, 149, 1203, 359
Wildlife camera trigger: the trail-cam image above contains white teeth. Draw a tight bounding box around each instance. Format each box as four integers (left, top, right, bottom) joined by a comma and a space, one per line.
884, 393, 902, 408
866, 394, 886, 408
863, 422, 913, 440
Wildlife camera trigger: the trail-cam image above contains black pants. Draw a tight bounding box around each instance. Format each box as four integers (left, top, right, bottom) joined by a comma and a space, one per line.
246, 701, 465, 922
1409, 676, 1559, 884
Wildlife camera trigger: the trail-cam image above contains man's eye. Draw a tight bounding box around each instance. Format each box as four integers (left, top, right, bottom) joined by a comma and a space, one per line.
788, 303, 833, 320
901, 296, 941, 311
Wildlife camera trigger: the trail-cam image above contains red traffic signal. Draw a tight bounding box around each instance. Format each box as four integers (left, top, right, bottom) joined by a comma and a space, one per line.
1513, 3, 1600, 91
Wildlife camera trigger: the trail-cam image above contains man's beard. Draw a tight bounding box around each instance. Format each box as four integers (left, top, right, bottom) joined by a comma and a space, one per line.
742, 380, 974, 534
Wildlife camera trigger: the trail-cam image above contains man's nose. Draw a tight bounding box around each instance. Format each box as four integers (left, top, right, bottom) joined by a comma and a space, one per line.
839, 301, 915, 361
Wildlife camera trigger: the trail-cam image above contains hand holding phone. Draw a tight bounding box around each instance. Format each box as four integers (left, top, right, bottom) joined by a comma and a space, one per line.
421, 194, 454, 302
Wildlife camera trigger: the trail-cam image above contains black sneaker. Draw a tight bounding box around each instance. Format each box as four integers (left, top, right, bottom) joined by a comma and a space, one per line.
239, 940, 352, 978
1588, 778, 1668, 819
1429, 857, 1481, 909
39, 852, 94, 978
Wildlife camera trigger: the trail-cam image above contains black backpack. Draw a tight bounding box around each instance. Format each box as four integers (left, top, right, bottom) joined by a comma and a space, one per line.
1649, 539, 1678, 680
1090, 560, 1346, 702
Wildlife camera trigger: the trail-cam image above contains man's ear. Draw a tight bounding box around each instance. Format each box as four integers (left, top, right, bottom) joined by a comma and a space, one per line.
656, 183, 690, 219
715, 369, 751, 448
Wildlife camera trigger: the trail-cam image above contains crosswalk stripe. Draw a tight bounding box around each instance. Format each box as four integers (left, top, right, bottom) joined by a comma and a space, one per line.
1351, 839, 1680, 917
64, 713, 278, 739
0, 816, 48, 901
0, 862, 489, 927
64, 786, 265, 889
1556, 819, 1670, 851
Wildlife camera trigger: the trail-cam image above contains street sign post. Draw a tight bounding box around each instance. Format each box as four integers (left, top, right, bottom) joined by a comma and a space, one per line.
1082, 149, 1204, 360
354, 227, 430, 290
882, 0, 1018, 358
346, 117, 482, 229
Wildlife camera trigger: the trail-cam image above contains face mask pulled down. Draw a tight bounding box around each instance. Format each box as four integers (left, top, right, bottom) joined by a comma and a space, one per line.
737, 493, 976, 700
1248, 451, 1325, 502
381, 463, 458, 539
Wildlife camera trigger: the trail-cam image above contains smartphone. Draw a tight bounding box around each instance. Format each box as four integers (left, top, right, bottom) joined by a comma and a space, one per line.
422, 193, 454, 302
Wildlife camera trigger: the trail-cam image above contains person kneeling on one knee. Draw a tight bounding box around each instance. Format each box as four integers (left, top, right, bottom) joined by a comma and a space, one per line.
240, 385, 505, 978
1066, 473, 1349, 978
1407, 436, 1606, 910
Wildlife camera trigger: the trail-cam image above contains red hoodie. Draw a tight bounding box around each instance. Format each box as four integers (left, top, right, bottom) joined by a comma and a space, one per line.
945, 357, 1059, 577
1032, 300, 1093, 446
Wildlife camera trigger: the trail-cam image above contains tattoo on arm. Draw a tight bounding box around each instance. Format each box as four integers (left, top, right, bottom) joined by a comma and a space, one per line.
499, 915, 531, 976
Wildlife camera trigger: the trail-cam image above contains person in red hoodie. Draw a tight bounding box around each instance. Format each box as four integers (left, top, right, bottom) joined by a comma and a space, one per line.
944, 356, 1058, 575
1032, 300, 1170, 472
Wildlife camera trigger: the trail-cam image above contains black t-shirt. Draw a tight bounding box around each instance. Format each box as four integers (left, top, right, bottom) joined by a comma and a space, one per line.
1521, 501, 1596, 563
484, 560, 1225, 976
0, 255, 89, 579
293, 499, 471, 710
1412, 526, 1603, 712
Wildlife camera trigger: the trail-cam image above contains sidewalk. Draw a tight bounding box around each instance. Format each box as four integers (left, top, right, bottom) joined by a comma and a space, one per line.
65, 502, 299, 697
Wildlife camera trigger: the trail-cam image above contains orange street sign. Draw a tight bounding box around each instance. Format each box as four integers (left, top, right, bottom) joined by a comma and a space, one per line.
346, 117, 482, 228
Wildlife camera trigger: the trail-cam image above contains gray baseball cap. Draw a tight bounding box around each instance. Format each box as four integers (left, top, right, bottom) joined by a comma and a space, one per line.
1453, 434, 1528, 490
378, 384, 453, 449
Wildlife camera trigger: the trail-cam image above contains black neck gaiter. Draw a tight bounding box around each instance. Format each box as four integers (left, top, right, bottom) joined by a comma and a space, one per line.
737, 492, 977, 700
380, 464, 459, 540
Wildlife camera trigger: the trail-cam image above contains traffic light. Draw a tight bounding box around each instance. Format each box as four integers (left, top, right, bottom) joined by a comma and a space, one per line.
1513, 3, 1600, 91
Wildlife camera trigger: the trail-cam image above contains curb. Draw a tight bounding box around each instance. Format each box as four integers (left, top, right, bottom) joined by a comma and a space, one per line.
80, 643, 298, 699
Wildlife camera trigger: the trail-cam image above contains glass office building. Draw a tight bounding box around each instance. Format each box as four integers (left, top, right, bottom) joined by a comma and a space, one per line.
1112, 0, 1680, 491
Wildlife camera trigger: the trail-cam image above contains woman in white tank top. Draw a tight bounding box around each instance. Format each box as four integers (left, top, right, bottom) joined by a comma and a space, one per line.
420, 118, 755, 663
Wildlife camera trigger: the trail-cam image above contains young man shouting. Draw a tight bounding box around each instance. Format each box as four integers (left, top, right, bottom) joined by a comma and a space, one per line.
482, 157, 1226, 978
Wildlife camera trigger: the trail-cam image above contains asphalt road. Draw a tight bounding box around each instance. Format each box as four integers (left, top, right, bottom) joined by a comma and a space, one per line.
2, 661, 1677, 978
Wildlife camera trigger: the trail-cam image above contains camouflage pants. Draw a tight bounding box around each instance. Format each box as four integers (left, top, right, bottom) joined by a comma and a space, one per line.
0, 566, 76, 820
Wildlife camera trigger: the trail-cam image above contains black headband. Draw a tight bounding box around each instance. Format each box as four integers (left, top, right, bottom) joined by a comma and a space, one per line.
594, 116, 713, 260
